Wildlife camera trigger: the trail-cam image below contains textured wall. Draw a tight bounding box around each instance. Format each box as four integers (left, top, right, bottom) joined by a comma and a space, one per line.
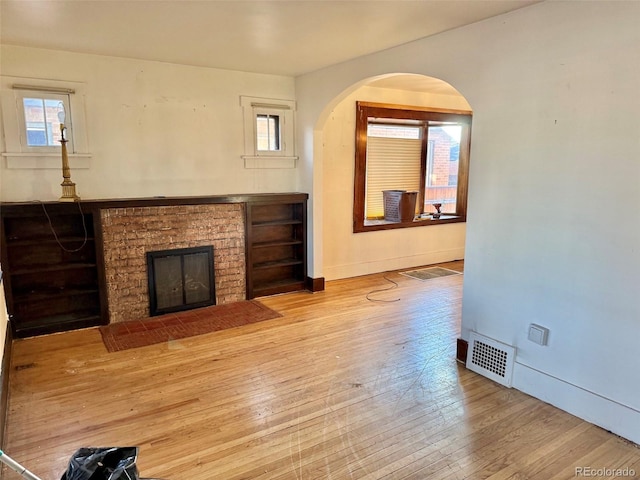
0, 45, 297, 202
101, 204, 245, 323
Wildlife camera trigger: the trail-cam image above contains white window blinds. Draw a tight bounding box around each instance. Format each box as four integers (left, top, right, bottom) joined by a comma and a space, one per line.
365, 135, 422, 218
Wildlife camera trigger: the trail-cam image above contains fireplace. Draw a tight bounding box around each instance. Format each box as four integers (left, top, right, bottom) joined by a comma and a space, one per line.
100, 203, 246, 323
146, 246, 216, 316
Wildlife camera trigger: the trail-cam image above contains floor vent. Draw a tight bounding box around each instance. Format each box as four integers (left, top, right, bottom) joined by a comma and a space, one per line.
466, 332, 515, 387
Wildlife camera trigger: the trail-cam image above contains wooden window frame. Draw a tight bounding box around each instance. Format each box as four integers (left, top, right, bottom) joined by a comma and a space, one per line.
353, 101, 472, 233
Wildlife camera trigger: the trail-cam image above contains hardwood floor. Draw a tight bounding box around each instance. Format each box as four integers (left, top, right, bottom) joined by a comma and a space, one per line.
4, 261, 639, 479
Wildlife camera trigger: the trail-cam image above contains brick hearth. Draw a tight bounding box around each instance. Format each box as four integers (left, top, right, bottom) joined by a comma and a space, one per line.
100, 204, 246, 323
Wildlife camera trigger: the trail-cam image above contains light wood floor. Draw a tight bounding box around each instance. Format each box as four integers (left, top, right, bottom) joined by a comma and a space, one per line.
4, 261, 639, 479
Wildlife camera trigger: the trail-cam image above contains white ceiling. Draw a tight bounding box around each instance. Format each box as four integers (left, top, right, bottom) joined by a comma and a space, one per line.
0, 0, 540, 77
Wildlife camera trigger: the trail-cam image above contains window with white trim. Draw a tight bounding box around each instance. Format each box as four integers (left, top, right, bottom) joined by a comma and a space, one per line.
18, 91, 73, 151
0, 77, 91, 169
256, 112, 281, 151
240, 96, 297, 168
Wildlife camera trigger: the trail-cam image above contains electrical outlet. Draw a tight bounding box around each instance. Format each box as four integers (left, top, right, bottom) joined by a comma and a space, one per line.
528, 324, 549, 346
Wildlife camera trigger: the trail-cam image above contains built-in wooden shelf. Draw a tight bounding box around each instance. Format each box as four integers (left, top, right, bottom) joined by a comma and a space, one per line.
0, 204, 104, 338
252, 219, 303, 227
245, 195, 307, 299
16, 312, 102, 338
252, 240, 304, 248
252, 279, 306, 298
12, 263, 98, 276
7, 236, 94, 246
13, 288, 99, 303
253, 258, 305, 270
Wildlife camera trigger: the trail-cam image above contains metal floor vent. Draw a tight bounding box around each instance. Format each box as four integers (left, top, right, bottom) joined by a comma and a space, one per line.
466, 332, 516, 387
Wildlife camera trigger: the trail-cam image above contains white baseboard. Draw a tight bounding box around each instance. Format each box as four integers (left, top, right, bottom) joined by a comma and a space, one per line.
324, 248, 465, 281
513, 362, 640, 445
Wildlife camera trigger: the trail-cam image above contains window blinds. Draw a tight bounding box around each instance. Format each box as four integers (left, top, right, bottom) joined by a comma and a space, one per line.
365, 136, 422, 218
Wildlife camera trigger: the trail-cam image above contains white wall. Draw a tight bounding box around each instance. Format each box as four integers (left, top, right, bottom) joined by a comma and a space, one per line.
322, 84, 469, 280
0, 45, 297, 202
296, 2, 640, 443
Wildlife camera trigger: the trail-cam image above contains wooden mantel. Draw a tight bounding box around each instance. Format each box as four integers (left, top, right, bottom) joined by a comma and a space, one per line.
0, 192, 308, 209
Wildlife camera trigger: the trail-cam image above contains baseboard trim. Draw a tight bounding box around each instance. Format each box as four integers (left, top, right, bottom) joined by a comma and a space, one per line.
456, 338, 468, 363
306, 277, 325, 292
0, 323, 13, 449
324, 247, 466, 281
513, 361, 640, 445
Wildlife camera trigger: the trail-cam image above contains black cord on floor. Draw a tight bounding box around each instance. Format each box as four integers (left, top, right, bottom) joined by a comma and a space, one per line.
366, 274, 401, 303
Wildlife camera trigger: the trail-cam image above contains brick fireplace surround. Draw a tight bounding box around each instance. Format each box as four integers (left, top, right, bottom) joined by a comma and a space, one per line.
101, 204, 246, 323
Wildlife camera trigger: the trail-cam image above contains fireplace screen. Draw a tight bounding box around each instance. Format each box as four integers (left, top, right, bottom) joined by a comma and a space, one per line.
146, 246, 215, 316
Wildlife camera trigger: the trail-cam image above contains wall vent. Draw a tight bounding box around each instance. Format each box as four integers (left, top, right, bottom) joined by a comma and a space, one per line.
466, 332, 516, 387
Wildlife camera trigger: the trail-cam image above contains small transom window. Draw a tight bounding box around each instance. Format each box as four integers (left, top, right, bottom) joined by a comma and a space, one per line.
256, 113, 281, 151
17, 91, 73, 152
240, 96, 297, 168
0, 77, 92, 169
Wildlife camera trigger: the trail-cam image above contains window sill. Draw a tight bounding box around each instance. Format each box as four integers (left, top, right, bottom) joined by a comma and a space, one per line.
3, 152, 92, 169
356, 214, 465, 233
242, 156, 297, 169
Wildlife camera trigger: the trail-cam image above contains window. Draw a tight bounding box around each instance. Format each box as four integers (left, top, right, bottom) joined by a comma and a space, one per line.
354, 101, 471, 232
1, 77, 91, 169
425, 124, 462, 210
256, 113, 281, 151
18, 92, 73, 151
365, 123, 422, 218
426, 139, 435, 186
240, 96, 297, 168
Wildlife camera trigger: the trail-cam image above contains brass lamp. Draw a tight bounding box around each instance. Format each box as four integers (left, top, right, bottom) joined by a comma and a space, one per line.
58, 108, 80, 202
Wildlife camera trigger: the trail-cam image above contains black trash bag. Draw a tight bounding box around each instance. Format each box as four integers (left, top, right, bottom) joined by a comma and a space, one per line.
60, 447, 140, 480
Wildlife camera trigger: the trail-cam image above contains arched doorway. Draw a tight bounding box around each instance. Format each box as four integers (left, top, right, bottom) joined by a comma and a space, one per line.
312, 73, 472, 281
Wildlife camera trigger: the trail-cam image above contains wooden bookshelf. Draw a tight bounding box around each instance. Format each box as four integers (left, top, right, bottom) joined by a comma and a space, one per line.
245, 194, 307, 299
0, 203, 105, 338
